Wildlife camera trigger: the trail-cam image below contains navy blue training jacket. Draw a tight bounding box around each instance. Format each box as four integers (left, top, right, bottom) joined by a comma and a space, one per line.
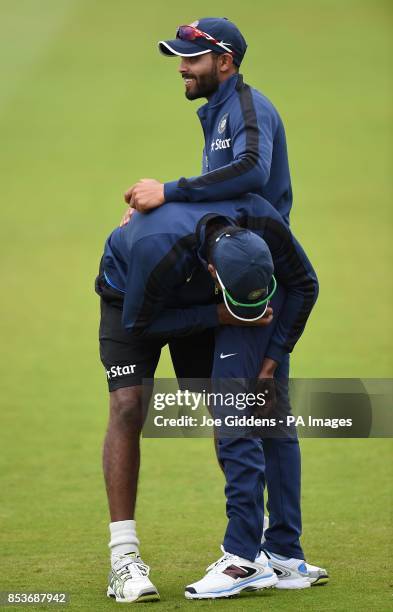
102, 194, 318, 365
164, 74, 293, 225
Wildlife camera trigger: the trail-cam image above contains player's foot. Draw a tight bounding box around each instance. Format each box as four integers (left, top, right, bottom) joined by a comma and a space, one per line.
259, 549, 311, 589
305, 561, 329, 586
261, 515, 328, 586
107, 552, 160, 603
184, 546, 278, 599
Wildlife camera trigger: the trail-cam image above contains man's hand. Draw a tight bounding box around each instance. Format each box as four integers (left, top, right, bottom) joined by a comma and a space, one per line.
217, 304, 273, 327
256, 358, 279, 417
124, 179, 165, 213
119, 206, 135, 227
258, 357, 278, 379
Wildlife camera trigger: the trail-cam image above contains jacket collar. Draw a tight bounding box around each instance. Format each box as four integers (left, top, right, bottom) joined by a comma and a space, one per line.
197, 74, 243, 119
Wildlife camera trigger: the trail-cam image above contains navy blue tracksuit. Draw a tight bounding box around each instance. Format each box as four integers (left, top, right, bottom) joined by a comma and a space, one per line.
164, 74, 293, 225
102, 194, 318, 561
212, 293, 302, 560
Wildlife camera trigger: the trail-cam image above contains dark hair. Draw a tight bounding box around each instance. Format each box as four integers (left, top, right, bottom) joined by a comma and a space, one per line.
212, 51, 239, 72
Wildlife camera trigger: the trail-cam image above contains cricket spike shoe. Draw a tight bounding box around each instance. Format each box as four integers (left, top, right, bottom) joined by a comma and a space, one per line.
261, 515, 329, 586
184, 547, 278, 599
304, 561, 329, 586
259, 549, 311, 589
107, 552, 160, 603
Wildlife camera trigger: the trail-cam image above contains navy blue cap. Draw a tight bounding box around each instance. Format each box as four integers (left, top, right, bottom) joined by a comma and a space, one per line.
158, 17, 247, 67
212, 229, 276, 321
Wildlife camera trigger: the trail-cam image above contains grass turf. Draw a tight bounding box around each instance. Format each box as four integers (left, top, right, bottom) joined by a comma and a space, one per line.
0, 0, 392, 610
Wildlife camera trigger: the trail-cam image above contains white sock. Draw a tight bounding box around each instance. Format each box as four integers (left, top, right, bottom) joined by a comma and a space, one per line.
109, 520, 140, 563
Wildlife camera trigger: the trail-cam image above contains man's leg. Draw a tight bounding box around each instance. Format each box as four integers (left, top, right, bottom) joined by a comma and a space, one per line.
98, 282, 162, 524
103, 385, 160, 603
103, 386, 144, 523
262, 354, 303, 559
209, 287, 291, 558
169, 328, 215, 381
172, 328, 271, 561
219, 340, 326, 585
210, 297, 325, 587
260, 357, 328, 587
217, 434, 267, 561
97, 274, 162, 602
212, 326, 304, 561
169, 330, 225, 462
183, 324, 280, 599
211, 326, 270, 562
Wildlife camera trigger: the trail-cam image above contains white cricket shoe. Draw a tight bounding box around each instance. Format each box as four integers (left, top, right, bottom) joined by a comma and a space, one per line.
259, 550, 310, 589
262, 515, 329, 586
107, 552, 160, 603
304, 561, 329, 586
185, 547, 278, 599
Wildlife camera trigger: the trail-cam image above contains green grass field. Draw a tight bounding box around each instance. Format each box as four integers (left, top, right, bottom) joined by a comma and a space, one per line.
0, 1, 392, 610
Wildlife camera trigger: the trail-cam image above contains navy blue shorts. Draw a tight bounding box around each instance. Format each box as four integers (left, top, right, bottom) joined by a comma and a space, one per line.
95, 271, 215, 391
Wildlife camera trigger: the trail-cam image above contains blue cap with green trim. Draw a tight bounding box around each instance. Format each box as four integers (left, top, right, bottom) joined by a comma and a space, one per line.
212, 228, 277, 321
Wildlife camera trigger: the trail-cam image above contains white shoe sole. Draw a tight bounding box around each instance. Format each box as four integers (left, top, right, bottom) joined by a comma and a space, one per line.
185, 572, 278, 599
107, 585, 160, 603
275, 577, 311, 589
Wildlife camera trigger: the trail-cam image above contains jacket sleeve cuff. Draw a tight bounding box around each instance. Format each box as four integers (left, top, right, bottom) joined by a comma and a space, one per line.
264, 342, 288, 365
164, 180, 185, 202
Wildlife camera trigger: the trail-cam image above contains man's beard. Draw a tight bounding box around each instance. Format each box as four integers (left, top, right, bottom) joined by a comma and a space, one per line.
185, 69, 220, 100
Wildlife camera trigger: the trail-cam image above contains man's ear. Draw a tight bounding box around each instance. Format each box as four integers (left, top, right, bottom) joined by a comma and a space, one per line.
218, 53, 235, 73
208, 263, 217, 279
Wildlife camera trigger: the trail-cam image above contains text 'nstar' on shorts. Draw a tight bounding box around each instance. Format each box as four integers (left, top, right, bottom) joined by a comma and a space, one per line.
106, 365, 136, 379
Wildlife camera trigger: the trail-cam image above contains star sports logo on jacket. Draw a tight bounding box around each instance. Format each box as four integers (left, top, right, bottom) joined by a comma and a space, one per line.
106, 364, 136, 380
211, 138, 231, 151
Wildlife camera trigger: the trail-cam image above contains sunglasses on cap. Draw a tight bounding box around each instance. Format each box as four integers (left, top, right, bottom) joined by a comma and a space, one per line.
176, 25, 234, 55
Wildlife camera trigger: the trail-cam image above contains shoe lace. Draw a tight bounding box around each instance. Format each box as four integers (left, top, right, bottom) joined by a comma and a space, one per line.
206, 546, 240, 574
113, 554, 150, 579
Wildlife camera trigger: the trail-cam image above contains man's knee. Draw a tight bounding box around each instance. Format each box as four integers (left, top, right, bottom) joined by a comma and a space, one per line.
109, 386, 143, 430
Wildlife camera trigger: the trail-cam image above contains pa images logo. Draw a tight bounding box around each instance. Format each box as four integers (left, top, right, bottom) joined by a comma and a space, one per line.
218, 113, 229, 135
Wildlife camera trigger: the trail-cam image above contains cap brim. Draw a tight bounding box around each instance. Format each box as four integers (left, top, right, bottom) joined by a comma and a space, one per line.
216, 271, 269, 322
158, 39, 212, 57
222, 290, 269, 321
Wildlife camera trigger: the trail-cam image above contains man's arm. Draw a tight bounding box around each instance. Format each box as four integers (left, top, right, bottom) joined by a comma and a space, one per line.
128, 303, 273, 339
261, 220, 319, 366
164, 90, 275, 203
125, 88, 277, 211
122, 237, 272, 338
